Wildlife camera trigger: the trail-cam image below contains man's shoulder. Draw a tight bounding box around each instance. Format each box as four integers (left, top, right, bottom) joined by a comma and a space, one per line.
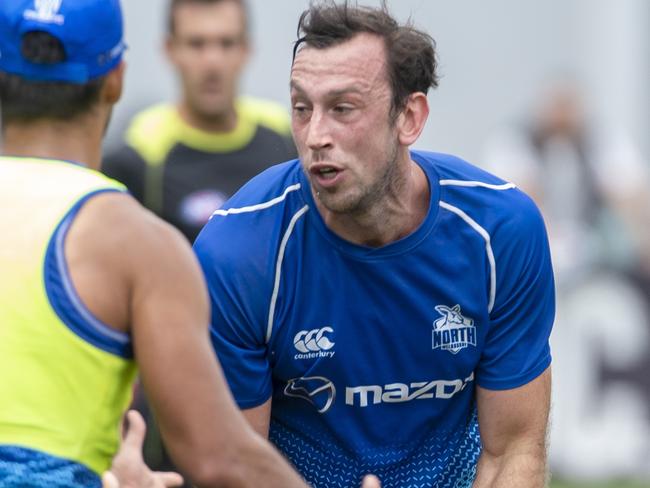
194, 160, 305, 259
414, 150, 510, 187
193, 160, 308, 303
126, 103, 177, 133
415, 150, 544, 235
122, 103, 179, 166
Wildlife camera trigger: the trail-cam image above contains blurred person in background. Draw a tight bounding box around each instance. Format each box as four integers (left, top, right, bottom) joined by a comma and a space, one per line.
103, 0, 296, 243
0, 1, 309, 487
482, 79, 650, 285
483, 80, 650, 481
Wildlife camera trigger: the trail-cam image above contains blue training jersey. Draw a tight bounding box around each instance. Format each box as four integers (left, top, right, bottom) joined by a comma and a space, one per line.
194, 150, 555, 488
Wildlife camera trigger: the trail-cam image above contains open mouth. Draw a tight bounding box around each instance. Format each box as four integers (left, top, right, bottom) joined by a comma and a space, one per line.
310, 165, 344, 188
316, 167, 339, 180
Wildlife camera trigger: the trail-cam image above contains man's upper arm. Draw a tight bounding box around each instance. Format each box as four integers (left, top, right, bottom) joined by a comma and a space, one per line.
476, 367, 551, 452
474, 368, 551, 487
472, 190, 554, 486
67, 194, 307, 486
476, 191, 555, 390
112, 199, 261, 458
242, 398, 272, 438
193, 217, 275, 410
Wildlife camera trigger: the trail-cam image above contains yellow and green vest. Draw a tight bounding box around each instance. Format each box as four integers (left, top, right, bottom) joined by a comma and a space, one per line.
0, 156, 137, 474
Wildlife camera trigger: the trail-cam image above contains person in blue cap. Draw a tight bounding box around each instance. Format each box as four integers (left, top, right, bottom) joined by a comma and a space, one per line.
0, 1, 309, 487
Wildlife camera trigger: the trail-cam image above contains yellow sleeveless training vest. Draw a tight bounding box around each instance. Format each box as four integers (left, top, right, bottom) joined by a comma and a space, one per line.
0, 157, 138, 474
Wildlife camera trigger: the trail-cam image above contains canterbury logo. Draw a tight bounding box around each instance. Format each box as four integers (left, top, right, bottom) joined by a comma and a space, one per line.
294, 327, 335, 353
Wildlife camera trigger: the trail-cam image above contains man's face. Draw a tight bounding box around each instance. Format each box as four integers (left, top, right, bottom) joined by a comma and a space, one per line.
290, 34, 401, 215
167, 1, 248, 119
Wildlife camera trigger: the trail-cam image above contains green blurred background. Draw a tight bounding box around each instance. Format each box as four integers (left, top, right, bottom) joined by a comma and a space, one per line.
551, 481, 650, 488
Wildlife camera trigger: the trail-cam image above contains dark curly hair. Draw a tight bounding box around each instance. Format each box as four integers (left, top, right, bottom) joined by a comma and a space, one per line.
293, 1, 439, 117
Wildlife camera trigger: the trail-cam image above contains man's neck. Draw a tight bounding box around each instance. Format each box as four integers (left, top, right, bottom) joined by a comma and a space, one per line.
1, 117, 103, 170
177, 100, 238, 133
317, 159, 430, 248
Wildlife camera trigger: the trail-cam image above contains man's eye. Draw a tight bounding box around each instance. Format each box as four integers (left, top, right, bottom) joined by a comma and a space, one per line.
333, 105, 353, 114
220, 38, 239, 50
186, 39, 206, 50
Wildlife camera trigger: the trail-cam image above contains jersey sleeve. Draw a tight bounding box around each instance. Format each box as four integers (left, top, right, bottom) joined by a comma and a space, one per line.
101, 145, 147, 204
475, 192, 555, 390
193, 221, 273, 409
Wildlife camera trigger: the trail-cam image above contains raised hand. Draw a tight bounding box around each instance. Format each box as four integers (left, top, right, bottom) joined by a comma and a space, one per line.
103, 410, 184, 488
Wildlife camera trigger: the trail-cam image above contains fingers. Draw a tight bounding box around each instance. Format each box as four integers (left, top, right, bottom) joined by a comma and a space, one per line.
121, 410, 147, 451
361, 474, 381, 488
153, 471, 185, 487
102, 471, 120, 488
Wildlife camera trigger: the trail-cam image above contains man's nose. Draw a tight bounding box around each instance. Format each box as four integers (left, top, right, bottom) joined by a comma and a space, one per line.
201, 41, 227, 65
305, 109, 333, 150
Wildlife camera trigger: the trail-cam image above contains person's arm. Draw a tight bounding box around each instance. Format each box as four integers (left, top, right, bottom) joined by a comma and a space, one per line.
472, 368, 551, 487
67, 192, 307, 487
242, 399, 272, 438
193, 211, 280, 430
470, 189, 555, 488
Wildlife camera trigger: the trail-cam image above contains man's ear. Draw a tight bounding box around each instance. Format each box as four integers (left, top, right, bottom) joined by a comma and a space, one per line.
102, 61, 125, 105
396, 92, 429, 147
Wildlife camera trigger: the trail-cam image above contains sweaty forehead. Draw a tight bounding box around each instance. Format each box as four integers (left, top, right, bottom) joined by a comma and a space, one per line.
291, 33, 388, 93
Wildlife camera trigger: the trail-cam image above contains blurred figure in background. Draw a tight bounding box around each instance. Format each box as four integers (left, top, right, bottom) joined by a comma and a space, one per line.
103, 0, 296, 243
482, 79, 650, 284
103, 0, 296, 481
483, 80, 650, 481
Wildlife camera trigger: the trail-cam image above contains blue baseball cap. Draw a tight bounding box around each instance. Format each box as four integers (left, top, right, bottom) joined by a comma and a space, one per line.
0, 0, 125, 83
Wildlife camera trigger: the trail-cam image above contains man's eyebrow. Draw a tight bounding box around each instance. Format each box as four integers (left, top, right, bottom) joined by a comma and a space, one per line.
289, 80, 305, 94
290, 81, 364, 98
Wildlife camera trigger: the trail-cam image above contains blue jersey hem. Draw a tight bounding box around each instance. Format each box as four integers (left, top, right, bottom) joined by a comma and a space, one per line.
476, 354, 551, 390
234, 388, 273, 409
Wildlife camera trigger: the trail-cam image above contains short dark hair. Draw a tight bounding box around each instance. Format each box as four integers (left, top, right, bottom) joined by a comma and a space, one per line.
0, 31, 105, 125
294, 1, 439, 117
168, 0, 249, 35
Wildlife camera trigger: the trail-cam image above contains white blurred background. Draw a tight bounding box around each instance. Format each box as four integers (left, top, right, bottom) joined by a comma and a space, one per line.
109, 1, 650, 485
108, 0, 649, 162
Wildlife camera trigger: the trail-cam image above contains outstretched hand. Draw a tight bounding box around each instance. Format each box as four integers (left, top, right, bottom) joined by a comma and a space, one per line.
103, 410, 183, 488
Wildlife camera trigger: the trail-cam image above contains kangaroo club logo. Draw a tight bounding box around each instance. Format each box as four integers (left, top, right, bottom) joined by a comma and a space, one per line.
293, 327, 335, 360
284, 376, 336, 414
432, 304, 477, 354
24, 0, 65, 25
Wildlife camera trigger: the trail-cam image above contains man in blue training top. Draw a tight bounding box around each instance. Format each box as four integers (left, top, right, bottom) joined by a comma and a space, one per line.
194, 2, 555, 487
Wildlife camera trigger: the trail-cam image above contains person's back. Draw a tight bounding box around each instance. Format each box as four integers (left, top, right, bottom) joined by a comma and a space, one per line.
0, 158, 136, 484
0, 1, 308, 487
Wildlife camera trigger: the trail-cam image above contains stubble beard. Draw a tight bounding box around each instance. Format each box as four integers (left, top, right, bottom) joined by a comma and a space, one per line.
314, 140, 401, 218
